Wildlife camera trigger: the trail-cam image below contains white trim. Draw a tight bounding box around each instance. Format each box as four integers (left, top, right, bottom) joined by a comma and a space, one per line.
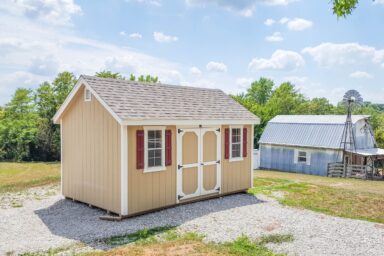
143, 126, 166, 173
53, 77, 123, 124
123, 119, 259, 126
120, 125, 128, 215
60, 119, 63, 195
84, 87, 92, 102
251, 124, 254, 188
229, 125, 243, 162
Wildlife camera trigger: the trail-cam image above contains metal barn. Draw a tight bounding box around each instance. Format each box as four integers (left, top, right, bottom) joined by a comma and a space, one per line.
258, 115, 384, 177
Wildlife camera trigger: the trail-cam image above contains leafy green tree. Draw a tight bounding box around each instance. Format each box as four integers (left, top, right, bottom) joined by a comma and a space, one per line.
332, 0, 359, 17
137, 74, 159, 83
96, 70, 125, 80
297, 98, 335, 115
246, 78, 274, 105
0, 89, 38, 161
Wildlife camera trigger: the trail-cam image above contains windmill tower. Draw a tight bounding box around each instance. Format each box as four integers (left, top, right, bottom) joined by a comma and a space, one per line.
338, 90, 363, 175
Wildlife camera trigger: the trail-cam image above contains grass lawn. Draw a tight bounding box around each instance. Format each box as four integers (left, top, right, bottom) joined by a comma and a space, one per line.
251, 170, 384, 224
0, 162, 60, 193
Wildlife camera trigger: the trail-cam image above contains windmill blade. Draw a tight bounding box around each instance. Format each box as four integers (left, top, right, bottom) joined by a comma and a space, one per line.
342, 89, 363, 105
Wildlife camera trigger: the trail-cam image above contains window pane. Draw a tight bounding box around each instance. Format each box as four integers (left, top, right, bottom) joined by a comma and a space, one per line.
147, 129, 163, 168
232, 143, 241, 158
232, 128, 241, 143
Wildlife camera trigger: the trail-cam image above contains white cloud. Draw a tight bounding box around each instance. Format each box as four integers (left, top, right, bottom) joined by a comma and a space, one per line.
265, 32, 283, 42
302, 42, 384, 67
236, 78, 253, 89
350, 71, 373, 79
126, 0, 162, 6
0, 11, 185, 104
206, 61, 228, 72
186, 0, 296, 17
279, 17, 289, 24
264, 18, 275, 26
287, 18, 313, 31
189, 66, 202, 76
129, 33, 142, 39
153, 32, 178, 43
9, 0, 82, 26
249, 50, 304, 71
119, 31, 127, 36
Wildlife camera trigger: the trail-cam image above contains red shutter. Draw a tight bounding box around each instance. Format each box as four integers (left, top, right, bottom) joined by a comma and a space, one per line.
224, 128, 230, 159
136, 130, 144, 169
165, 130, 172, 166
243, 127, 247, 157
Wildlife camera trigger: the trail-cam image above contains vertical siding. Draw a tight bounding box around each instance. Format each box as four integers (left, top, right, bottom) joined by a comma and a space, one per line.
62, 85, 121, 214
128, 126, 177, 215
354, 120, 375, 149
221, 125, 252, 193
259, 144, 342, 176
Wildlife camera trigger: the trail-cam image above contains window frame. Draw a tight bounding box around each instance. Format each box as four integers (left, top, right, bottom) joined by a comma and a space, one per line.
144, 126, 166, 173
84, 87, 92, 102
229, 125, 243, 162
297, 151, 307, 164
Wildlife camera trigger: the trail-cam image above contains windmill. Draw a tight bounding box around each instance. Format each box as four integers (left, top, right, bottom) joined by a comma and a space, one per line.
338, 90, 363, 169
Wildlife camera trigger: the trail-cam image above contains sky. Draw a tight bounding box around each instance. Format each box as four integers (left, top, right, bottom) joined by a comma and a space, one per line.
0, 0, 384, 105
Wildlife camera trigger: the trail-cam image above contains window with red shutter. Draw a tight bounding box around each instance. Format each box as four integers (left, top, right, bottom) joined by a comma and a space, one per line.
165, 130, 172, 166
243, 127, 247, 157
136, 130, 144, 169
224, 128, 230, 159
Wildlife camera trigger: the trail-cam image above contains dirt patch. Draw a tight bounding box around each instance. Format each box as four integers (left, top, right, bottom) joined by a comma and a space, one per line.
262, 222, 282, 232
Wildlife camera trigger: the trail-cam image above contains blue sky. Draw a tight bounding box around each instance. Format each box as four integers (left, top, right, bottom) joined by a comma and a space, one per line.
0, 0, 383, 105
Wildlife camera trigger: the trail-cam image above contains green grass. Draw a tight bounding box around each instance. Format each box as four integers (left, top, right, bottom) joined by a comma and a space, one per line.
250, 171, 384, 223
0, 162, 60, 193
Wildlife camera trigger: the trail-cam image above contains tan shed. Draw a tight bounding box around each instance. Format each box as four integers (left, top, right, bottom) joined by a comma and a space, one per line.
53, 75, 260, 216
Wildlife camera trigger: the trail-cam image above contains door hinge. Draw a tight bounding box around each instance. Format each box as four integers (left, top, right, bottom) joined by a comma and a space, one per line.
200, 163, 204, 166
216, 160, 220, 164
216, 187, 220, 191
216, 128, 220, 132
178, 195, 184, 200
178, 164, 183, 170
178, 129, 183, 134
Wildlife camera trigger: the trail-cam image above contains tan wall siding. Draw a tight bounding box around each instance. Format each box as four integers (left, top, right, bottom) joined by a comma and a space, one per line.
62, 85, 121, 214
128, 126, 176, 215
221, 125, 252, 193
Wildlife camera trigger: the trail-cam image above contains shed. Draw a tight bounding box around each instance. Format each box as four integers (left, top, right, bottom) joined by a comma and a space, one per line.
258, 115, 382, 176
53, 75, 260, 216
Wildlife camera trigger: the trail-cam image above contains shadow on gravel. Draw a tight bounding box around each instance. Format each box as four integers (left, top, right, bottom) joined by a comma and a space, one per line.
35, 193, 264, 249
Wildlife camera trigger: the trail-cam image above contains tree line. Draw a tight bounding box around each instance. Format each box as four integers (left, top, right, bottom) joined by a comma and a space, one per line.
0, 71, 158, 161
232, 78, 384, 148
0, 72, 382, 161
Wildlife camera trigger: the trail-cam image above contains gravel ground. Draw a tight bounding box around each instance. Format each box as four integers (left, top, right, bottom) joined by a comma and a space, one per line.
1, 190, 383, 256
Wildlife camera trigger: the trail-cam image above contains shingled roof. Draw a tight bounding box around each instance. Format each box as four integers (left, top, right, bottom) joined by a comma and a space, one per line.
53, 75, 259, 125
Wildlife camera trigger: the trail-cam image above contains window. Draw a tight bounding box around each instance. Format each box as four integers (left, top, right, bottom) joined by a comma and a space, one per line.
84, 88, 92, 101
297, 151, 307, 163
144, 127, 165, 172
230, 127, 242, 160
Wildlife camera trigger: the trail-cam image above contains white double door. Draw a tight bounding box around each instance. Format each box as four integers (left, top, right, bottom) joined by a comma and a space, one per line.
176, 127, 221, 201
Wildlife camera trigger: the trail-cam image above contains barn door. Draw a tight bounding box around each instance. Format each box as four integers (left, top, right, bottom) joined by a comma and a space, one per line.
177, 127, 221, 202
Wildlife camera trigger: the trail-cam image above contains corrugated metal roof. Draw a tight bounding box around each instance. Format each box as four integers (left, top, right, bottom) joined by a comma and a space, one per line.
259, 115, 369, 149
269, 115, 369, 124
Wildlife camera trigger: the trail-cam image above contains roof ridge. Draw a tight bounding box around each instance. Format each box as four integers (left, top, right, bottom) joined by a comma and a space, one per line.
81, 74, 222, 92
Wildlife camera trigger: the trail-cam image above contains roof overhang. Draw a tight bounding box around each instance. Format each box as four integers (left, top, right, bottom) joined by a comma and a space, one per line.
346, 148, 384, 157
53, 76, 260, 126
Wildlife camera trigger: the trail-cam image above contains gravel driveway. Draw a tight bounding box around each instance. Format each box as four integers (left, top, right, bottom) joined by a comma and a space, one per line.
1, 189, 383, 256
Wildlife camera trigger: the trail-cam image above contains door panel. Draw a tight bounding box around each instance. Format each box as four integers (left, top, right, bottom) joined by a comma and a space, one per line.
182, 132, 198, 165
203, 165, 217, 191
203, 131, 217, 162
182, 167, 199, 195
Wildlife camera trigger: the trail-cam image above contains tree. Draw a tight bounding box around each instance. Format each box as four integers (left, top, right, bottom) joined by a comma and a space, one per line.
297, 98, 334, 115
332, 0, 359, 17
137, 74, 159, 83
246, 78, 274, 105
96, 70, 125, 80
0, 89, 38, 161
34, 72, 77, 161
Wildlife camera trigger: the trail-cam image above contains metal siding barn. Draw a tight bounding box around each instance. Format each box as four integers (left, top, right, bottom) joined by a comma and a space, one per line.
54, 75, 260, 217
258, 115, 373, 176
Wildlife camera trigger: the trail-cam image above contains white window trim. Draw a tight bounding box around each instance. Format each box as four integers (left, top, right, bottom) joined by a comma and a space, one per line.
84, 87, 92, 102
144, 126, 166, 173
229, 125, 243, 162
294, 149, 311, 165
297, 151, 307, 163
